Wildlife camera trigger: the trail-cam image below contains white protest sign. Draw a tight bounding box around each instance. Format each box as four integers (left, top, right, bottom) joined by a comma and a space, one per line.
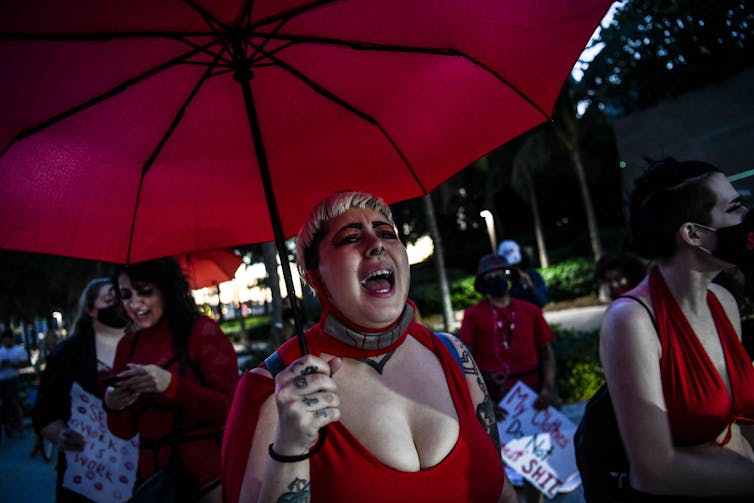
63, 382, 139, 503
497, 381, 580, 499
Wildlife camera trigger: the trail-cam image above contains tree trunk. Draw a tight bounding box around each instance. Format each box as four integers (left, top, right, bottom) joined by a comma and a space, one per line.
571, 147, 604, 261
524, 169, 550, 268
423, 194, 455, 333
262, 241, 283, 328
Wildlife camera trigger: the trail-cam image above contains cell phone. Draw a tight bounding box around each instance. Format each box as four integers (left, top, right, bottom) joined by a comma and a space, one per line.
101, 374, 127, 386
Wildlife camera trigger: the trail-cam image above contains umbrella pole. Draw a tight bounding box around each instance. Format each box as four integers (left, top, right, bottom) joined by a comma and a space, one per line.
234, 65, 308, 355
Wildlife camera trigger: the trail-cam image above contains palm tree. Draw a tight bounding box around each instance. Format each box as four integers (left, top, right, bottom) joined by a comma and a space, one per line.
551, 87, 604, 261
511, 130, 551, 268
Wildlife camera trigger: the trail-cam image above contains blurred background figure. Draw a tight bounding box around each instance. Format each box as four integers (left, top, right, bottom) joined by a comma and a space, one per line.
595, 253, 647, 301
32, 277, 129, 502
460, 253, 557, 503
1, 328, 29, 438
105, 258, 238, 503
497, 239, 549, 308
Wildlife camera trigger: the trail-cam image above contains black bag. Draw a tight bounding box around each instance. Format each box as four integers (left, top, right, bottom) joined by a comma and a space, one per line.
575, 295, 659, 503
128, 457, 191, 503
574, 383, 630, 502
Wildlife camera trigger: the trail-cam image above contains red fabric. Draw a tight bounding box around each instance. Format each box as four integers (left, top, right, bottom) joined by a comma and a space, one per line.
107, 317, 238, 489
221, 320, 504, 503
0, 1, 612, 263
649, 267, 754, 446
176, 249, 243, 289
459, 298, 555, 398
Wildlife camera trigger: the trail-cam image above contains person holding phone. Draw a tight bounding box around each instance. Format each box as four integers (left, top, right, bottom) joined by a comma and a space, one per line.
104, 258, 238, 503
32, 277, 130, 502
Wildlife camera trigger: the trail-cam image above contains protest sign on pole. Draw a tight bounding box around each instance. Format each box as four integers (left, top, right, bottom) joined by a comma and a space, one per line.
63, 382, 138, 503
497, 381, 581, 498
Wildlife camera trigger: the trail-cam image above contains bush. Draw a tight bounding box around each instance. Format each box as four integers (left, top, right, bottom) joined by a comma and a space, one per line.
410, 275, 483, 315
551, 325, 605, 403
220, 315, 272, 343
541, 258, 597, 302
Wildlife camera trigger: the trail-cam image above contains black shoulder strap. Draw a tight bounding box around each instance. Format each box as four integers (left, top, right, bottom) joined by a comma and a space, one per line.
616, 295, 659, 333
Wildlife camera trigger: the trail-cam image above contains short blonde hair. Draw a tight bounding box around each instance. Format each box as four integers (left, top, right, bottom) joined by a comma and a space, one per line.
296, 191, 395, 276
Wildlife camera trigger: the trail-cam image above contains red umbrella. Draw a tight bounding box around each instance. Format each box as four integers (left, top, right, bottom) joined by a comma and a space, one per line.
0, 0, 611, 351
177, 249, 244, 290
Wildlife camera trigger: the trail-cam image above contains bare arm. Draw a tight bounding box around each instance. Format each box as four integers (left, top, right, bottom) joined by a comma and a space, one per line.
447, 335, 519, 503
239, 355, 342, 503
601, 298, 754, 497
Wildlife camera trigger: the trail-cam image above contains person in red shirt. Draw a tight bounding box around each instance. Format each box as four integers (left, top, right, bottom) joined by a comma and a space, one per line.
104, 258, 238, 502
459, 253, 558, 503
221, 191, 518, 503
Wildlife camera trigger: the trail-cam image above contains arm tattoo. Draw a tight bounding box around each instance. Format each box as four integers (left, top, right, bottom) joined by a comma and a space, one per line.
277, 478, 310, 503
458, 347, 477, 375
476, 375, 501, 451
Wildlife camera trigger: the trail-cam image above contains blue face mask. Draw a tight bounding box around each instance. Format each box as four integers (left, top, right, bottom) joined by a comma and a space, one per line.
483, 276, 509, 298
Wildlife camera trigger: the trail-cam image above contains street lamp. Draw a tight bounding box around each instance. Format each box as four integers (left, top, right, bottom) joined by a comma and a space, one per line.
479, 210, 497, 254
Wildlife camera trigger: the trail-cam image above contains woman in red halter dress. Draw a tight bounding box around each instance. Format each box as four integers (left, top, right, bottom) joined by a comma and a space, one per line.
221, 191, 518, 503
601, 158, 754, 501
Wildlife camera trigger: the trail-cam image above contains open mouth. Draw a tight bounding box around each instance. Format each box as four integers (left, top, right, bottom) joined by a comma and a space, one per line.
361, 268, 395, 294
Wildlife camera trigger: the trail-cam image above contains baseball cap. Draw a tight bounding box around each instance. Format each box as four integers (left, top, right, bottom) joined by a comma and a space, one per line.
473, 254, 508, 292
497, 240, 521, 266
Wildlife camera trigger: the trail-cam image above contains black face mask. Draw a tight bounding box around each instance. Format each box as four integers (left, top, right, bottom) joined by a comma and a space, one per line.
695, 210, 754, 265
96, 304, 128, 329
483, 276, 510, 298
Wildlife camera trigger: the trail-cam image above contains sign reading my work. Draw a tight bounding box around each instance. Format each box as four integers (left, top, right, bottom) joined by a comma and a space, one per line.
497, 381, 580, 499
63, 382, 139, 503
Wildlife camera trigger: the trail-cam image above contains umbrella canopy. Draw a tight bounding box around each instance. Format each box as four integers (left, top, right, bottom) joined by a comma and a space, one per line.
0, 0, 611, 265
177, 248, 244, 290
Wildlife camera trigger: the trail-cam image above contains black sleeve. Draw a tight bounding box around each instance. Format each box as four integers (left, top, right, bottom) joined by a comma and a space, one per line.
31, 339, 77, 434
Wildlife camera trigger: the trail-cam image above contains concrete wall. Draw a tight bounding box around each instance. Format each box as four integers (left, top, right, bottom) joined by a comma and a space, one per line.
614, 66, 754, 199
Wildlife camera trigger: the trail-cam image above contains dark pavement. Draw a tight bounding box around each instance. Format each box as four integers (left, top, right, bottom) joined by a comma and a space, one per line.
0, 419, 57, 503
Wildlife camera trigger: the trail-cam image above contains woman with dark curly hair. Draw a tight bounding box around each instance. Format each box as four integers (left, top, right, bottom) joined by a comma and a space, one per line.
600, 158, 754, 501
104, 257, 238, 502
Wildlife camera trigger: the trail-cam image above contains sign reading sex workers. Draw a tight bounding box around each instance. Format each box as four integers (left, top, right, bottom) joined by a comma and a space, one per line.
63, 382, 138, 503
497, 381, 580, 499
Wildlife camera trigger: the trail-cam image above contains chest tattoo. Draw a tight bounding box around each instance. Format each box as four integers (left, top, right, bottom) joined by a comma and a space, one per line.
356, 350, 396, 374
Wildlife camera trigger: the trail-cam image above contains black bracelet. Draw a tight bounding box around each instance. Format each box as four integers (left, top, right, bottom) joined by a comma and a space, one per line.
268, 427, 327, 463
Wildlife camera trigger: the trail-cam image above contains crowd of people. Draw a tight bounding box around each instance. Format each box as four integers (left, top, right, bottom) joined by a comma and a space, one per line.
2, 157, 753, 502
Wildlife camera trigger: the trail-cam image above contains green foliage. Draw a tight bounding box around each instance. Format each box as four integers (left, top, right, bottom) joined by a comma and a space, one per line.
220, 315, 271, 343
409, 275, 483, 315
541, 258, 597, 302
579, 0, 754, 116
551, 325, 605, 403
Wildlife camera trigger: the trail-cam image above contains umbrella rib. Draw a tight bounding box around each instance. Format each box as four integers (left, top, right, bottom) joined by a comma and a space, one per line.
248, 0, 339, 30
5, 41, 221, 156
126, 48, 226, 263
251, 33, 552, 119
254, 45, 427, 194
0, 31, 217, 41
